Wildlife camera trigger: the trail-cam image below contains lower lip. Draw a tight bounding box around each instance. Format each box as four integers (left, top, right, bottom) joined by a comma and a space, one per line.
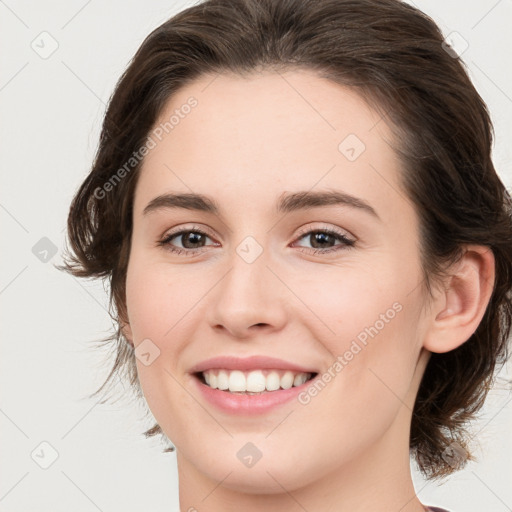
192, 375, 316, 415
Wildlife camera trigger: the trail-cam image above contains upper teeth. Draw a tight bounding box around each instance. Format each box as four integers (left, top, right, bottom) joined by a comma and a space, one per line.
202, 369, 312, 393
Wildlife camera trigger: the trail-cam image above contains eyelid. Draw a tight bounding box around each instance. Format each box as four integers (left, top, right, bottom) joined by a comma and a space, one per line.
161, 223, 217, 241
158, 222, 356, 256
160, 222, 355, 244
294, 223, 355, 242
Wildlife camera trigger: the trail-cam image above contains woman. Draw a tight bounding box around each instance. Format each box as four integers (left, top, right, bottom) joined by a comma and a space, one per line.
60, 0, 512, 510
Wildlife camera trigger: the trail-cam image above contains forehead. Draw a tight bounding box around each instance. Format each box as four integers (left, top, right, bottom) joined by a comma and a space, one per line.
150, 69, 388, 153
134, 69, 408, 221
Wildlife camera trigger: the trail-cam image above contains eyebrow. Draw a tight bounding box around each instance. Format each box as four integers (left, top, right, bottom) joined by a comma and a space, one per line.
142, 190, 380, 220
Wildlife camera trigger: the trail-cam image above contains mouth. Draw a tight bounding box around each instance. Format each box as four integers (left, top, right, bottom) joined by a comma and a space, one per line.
189, 355, 320, 414
194, 369, 318, 394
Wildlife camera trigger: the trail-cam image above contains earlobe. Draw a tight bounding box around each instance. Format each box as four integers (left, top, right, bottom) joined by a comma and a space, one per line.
423, 245, 495, 354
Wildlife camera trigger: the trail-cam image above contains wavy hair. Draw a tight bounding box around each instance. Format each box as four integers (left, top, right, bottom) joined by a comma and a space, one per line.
59, 0, 512, 479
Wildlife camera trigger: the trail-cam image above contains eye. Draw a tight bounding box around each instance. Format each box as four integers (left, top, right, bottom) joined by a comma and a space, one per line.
158, 225, 218, 256
158, 224, 355, 256
291, 226, 355, 254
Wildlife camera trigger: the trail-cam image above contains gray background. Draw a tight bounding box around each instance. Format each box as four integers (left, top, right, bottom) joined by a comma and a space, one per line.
1, 1, 511, 511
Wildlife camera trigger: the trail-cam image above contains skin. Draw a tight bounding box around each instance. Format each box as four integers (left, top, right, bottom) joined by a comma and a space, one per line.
122, 69, 495, 512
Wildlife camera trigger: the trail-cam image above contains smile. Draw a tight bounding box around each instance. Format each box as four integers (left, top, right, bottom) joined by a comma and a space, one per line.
190, 356, 319, 414
199, 369, 314, 394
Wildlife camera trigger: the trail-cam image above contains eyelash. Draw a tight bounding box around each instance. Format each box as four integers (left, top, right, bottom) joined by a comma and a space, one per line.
158, 224, 355, 257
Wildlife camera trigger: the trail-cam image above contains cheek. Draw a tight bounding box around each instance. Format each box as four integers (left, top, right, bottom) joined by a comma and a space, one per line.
125, 259, 199, 441
125, 255, 202, 343
292, 260, 422, 414
288, 257, 407, 348
124, 255, 214, 419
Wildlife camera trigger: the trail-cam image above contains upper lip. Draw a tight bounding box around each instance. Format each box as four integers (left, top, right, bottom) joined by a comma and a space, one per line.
189, 355, 318, 374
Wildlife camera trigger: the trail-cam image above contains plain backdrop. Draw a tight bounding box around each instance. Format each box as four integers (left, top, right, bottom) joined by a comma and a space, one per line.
1, 1, 511, 511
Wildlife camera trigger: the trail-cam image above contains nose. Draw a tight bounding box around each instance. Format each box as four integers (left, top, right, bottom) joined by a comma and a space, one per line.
206, 247, 288, 340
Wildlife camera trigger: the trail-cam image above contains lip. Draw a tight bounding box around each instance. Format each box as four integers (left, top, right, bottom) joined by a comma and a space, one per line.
192, 373, 317, 415
189, 355, 318, 374
189, 355, 319, 415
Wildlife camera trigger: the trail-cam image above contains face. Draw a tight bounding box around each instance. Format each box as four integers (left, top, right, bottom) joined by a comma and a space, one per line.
124, 69, 431, 492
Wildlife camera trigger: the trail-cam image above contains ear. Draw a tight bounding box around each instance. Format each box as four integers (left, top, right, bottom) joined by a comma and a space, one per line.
423, 245, 495, 354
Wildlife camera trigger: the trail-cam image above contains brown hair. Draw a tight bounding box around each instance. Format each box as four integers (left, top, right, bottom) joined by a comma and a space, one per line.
59, 0, 512, 479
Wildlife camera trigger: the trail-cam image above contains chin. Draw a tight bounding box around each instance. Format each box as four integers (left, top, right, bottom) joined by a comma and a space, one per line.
209, 465, 307, 495
192, 441, 323, 495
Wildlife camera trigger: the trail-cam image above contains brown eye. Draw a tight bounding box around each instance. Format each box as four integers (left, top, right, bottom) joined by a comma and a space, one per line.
159, 227, 218, 256
293, 228, 355, 254
170, 231, 208, 249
